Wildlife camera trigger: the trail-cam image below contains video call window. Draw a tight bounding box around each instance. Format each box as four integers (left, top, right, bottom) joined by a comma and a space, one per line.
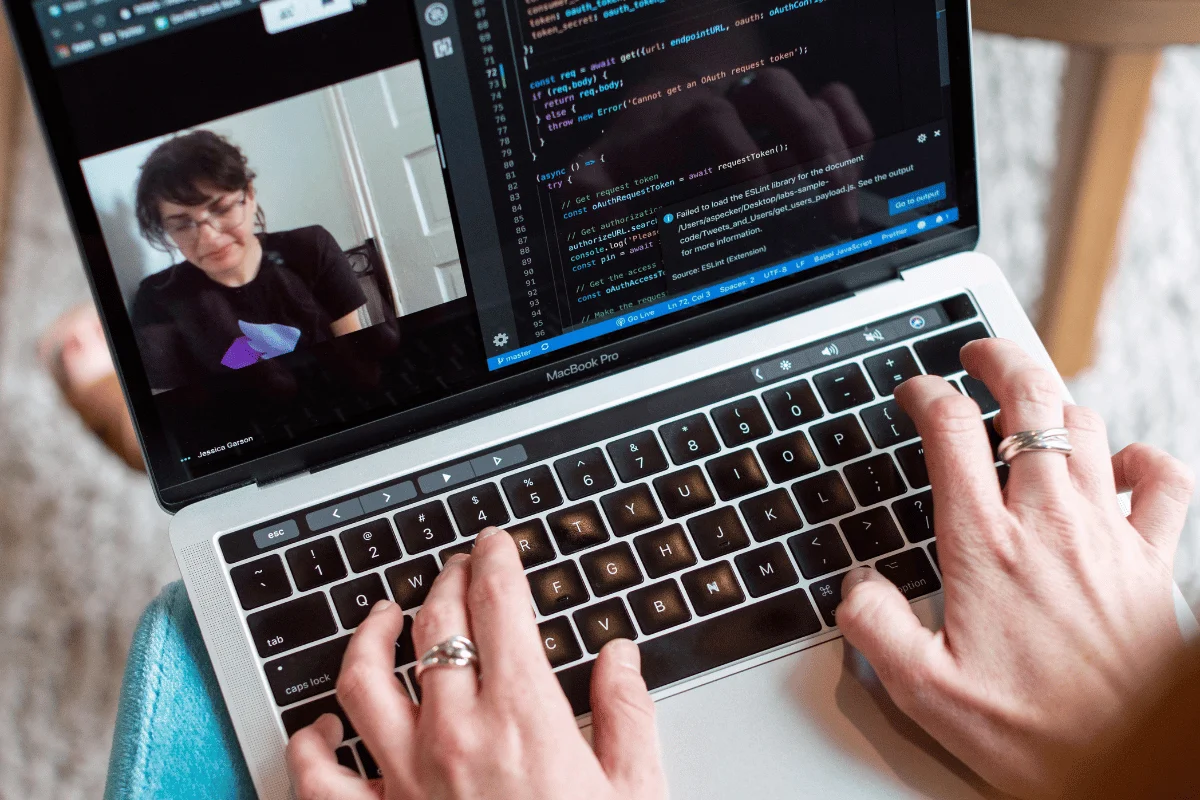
80, 61, 466, 393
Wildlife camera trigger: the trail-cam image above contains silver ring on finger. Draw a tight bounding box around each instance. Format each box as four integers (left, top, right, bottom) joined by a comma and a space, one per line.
415, 635, 480, 683
998, 427, 1074, 466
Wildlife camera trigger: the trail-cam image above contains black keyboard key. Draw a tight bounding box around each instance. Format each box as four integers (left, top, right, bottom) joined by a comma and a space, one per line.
357, 742, 382, 780
574, 598, 638, 654
546, 502, 610, 555
687, 506, 751, 559
554, 449, 617, 500
395, 615, 417, 666
506, 519, 557, 568
997, 463, 1010, 489
394, 502, 456, 555
281, 695, 356, 741
230, 555, 291, 611
659, 415, 720, 465
629, 580, 692, 635
607, 431, 669, 482
580, 542, 644, 596
914, 322, 989, 376
384, 555, 439, 610
814, 363, 874, 412
762, 379, 823, 430
876, 548, 942, 600
653, 467, 716, 518
810, 574, 847, 627
447, 484, 510, 537
439, 541, 475, 565
265, 635, 347, 705
502, 466, 564, 519
705, 449, 769, 501
840, 507, 905, 560
985, 416, 1003, 461
248, 593, 338, 659
681, 561, 745, 616
929, 542, 939, 570
735, 542, 799, 597
330, 573, 389, 630
810, 415, 871, 466
793, 472, 855, 524
739, 488, 804, 541
539, 616, 584, 668
757, 431, 820, 483
860, 400, 918, 448
864, 347, 922, 396
895, 442, 930, 489
634, 524, 697, 578
555, 589, 821, 715
336, 746, 358, 773
711, 397, 772, 446
962, 374, 1000, 415
600, 483, 663, 536
339, 520, 403, 573
286, 538, 347, 592
893, 491, 935, 542
843, 454, 907, 506
788, 525, 853, 579
528, 561, 590, 615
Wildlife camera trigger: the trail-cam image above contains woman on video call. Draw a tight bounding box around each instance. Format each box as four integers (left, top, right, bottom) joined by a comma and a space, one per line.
130, 130, 368, 392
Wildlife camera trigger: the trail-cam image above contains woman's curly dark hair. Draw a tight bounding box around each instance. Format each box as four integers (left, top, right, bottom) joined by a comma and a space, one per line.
135, 130, 266, 251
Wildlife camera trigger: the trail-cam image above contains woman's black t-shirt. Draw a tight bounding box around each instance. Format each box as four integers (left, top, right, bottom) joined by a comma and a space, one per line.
130, 226, 368, 392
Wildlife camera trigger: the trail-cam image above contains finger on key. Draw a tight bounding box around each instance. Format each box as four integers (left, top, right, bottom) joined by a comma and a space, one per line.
894, 376, 1005, 545
467, 527, 561, 700
960, 339, 1071, 494
336, 601, 418, 786
411, 554, 479, 711
1062, 404, 1119, 506
286, 714, 378, 800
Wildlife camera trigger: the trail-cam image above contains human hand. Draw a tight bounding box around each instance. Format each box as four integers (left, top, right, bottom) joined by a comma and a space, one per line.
835, 339, 1193, 798
285, 527, 668, 800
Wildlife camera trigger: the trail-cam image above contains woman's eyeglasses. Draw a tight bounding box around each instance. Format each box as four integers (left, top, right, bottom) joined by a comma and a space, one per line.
164, 192, 248, 246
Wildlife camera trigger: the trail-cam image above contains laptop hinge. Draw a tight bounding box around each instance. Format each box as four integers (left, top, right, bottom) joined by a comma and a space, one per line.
254, 466, 311, 489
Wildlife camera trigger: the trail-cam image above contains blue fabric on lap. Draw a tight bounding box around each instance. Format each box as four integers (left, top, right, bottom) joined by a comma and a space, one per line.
105, 581, 257, 800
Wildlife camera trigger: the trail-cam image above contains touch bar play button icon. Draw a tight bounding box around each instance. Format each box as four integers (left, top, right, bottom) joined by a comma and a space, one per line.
418, 462, 476, 494
470, 445, 528, 477
306, 498, 365, 532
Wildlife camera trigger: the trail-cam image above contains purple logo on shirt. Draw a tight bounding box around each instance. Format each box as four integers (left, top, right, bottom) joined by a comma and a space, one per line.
220, 321, 302, 370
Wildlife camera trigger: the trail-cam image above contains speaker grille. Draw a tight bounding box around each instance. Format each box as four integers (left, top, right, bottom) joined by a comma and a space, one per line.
180, 539, 292, 799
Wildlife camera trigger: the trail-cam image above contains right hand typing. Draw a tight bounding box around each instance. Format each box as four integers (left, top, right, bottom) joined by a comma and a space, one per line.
836, 339, 1193, 798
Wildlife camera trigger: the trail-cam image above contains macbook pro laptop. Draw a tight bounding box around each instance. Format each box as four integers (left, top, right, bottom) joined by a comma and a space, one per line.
6, 0, 1164, 796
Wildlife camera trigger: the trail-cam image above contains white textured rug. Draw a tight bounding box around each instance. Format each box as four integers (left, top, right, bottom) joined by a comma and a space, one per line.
0, 35, 1198, 800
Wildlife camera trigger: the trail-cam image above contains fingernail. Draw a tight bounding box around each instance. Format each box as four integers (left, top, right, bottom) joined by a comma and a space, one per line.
478, 526, 503, 540
444, 553, 471, 569
841, 567, 877, 596
370, 600, 392, 615
608, 638, 641, 672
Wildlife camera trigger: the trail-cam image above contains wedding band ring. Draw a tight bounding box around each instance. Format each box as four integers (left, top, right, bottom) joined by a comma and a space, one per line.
997, 427, 1073, 466
415, 635, 479, 682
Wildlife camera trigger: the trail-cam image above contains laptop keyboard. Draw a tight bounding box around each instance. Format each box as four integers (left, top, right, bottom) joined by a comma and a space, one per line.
218, 294, 1000, 777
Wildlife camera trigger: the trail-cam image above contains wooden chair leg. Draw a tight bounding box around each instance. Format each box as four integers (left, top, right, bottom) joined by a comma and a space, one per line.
0, 17, 23, 254
1038, 46, 1161, 377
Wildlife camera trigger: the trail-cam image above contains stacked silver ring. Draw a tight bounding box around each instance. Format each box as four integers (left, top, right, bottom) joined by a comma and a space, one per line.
997, 427, 1073, 466
415, 635, 480, 682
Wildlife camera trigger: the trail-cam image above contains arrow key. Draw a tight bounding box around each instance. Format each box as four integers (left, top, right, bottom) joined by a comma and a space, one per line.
306, 498, 365, 532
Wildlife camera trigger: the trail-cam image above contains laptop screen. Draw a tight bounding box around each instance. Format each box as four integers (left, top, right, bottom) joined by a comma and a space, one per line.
10, 0, 976, 505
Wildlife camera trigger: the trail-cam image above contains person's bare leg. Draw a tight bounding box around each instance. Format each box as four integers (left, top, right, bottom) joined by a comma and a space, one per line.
39, 305, 144, 471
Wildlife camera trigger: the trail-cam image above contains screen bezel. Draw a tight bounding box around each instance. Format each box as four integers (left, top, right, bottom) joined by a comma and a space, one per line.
1, 0, 980, 512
